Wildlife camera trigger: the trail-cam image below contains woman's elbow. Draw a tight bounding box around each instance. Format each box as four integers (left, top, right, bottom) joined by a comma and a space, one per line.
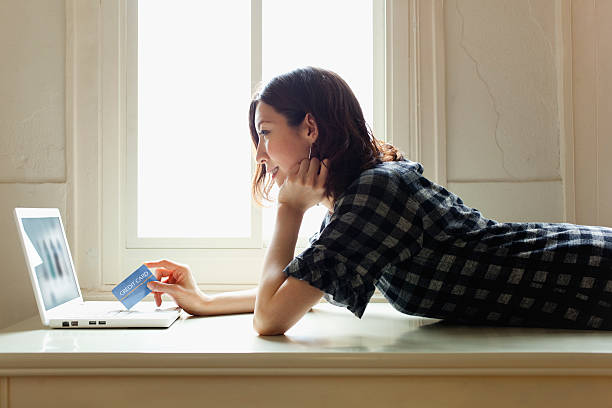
252, 311, 288, 336
253, 316, 287, 336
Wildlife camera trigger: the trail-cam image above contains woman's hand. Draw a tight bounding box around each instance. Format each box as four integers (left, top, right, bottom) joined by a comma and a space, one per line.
277, 157, 329, 213
144, 259, 210, 316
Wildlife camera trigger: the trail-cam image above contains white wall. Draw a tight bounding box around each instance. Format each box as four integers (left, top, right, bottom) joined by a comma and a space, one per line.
0, 0, 67, 328
444, 0, 564, 223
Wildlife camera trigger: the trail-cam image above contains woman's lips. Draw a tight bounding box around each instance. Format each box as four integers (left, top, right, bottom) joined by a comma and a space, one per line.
270, 166, 279, 179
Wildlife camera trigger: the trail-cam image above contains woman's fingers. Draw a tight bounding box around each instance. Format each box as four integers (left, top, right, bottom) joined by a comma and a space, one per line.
297, 157, 310, 182
278, 157, 329, 211
295, 157, 322, 185
294, 157, 328, 191
289, 157, 328, 185
144, 259, 182, 270
147, 280, 177, 296
149, 267, 174, 280
145, 264, 179, 307
306, 158, 320, 184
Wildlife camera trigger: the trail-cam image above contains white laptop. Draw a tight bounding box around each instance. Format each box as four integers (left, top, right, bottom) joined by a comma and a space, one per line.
14, 207, 182, 328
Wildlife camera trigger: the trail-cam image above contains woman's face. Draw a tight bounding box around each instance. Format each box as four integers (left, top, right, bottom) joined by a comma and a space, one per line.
254, 102, 314, 186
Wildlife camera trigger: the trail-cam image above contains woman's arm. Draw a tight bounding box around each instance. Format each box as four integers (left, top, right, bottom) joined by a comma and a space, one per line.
145, 159, 327, 333
251, 159, 329, 335
145, 259, 258, 316
253, 204, 324, 335
256, 204, 303, 303
202, 287, 258, 315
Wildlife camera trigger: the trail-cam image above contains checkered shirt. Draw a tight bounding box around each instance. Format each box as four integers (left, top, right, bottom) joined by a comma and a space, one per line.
283, 159, 612, 330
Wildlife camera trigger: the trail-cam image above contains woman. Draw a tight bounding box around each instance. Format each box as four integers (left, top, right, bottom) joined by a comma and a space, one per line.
146, 67, 612, 335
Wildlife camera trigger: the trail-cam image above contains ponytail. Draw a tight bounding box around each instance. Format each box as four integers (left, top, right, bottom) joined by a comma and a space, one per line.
374, 138, 404, 162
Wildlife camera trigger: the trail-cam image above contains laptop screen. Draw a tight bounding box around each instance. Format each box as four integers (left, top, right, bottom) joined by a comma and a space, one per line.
21, 216, 80, 310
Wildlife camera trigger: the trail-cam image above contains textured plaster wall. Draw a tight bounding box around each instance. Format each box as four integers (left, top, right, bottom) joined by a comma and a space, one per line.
0, 0, 66, 328
443, 0, 566, 224
445, 0, 560, 181
0, 0, 66, 182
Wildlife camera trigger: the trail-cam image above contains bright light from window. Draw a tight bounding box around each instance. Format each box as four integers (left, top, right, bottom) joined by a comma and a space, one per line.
136, 0, 373, 242
261, 0, 373, 242
137, 1, 252, 238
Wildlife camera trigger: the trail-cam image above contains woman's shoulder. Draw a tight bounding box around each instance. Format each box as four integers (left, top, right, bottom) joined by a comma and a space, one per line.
353, 159, 424, 190
334, 159, 424, 210
365, 159, 424, 178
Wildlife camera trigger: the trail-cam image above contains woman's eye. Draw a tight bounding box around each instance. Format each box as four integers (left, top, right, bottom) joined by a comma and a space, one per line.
259, 130, 269, 138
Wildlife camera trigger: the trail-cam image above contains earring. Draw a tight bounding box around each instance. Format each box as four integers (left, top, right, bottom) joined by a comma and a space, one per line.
308, 144, 312, 160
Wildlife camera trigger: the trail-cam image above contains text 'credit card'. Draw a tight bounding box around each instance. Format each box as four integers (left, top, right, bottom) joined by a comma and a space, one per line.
112, 264, 158, 309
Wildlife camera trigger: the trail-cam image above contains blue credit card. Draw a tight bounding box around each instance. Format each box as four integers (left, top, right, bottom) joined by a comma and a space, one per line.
112, 264, 158, 309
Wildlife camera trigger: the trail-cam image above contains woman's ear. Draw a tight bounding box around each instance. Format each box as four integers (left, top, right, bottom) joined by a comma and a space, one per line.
302, 112, 319, 143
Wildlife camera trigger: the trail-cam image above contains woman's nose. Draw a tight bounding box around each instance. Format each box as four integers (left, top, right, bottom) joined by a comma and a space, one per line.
255, 143, 268, 164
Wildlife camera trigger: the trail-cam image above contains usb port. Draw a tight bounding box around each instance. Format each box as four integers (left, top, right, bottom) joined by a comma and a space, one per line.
98, 321, 106, 325
62, 321, 69, 327
70, 321, 78, 326
89, 321, 96, 325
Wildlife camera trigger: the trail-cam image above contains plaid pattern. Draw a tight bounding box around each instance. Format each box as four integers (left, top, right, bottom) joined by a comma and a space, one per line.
283, 159, 612, 330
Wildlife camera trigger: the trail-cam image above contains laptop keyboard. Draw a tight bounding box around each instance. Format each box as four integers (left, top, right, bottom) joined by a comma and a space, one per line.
105, 310, 140, 319
56, 302, 179, 320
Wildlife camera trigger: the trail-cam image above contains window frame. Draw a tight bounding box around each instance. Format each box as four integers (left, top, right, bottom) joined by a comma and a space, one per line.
68, 0, 446, 297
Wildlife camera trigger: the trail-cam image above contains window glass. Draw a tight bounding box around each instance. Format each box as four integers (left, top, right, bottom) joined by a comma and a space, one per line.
138, 0, 252, 238
137, 0, 373, 241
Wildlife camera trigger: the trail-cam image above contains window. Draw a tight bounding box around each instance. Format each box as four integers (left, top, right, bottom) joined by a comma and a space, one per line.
110, 0, 385, 288
132, 0, 378, 252
81, 0, 440, 295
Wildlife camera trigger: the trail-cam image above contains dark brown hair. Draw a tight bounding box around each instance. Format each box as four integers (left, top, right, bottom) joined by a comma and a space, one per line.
249, 66, 403, 205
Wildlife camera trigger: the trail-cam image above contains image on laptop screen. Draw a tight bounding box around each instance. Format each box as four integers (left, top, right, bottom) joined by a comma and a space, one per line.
21, 217, 80, 310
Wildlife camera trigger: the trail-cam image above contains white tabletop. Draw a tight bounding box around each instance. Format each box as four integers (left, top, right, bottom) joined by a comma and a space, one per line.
2, 302, 612, 376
